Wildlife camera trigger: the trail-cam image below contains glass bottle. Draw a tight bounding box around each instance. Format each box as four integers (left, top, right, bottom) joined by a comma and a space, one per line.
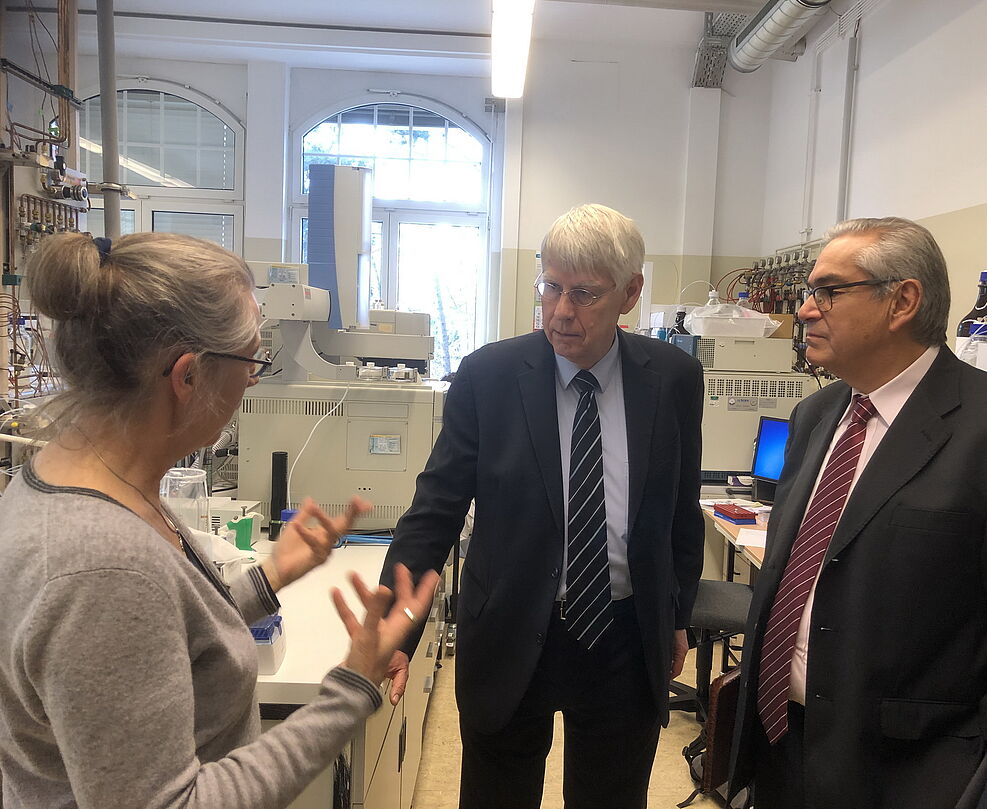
956, 271, 987, 357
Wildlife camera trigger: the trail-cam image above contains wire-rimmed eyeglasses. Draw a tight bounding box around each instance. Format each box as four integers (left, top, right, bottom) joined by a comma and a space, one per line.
162, 348, 274, 379
534, 277, 616, 308
806, 278, 902, 312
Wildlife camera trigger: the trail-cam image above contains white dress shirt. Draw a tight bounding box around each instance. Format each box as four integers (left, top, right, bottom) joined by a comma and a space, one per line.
789, 346, 939, 703
555, 334, 632, 601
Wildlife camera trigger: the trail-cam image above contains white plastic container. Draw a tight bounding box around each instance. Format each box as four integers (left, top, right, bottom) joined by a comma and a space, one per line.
251, 615, 287, 675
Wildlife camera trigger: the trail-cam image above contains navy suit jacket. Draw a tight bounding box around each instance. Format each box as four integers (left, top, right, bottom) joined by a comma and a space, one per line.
730, 349, 987, 809
381, 329, 705, 733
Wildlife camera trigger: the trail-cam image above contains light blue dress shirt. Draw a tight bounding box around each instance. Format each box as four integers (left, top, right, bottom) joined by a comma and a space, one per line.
555, 333, 632, 600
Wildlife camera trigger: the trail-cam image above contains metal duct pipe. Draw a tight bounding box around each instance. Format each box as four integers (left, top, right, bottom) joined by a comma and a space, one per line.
728, 0, 831, 73
96, 0, 121, 238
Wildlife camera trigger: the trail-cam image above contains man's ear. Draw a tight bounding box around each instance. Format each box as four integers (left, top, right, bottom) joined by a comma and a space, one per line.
166, 352, 197, 405
889, 278, 922, 336
619, 273, 645, 315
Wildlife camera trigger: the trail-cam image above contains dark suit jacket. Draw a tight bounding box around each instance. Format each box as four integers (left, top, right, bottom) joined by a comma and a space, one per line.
729, 349, 987, 809
381, 329, 704, 733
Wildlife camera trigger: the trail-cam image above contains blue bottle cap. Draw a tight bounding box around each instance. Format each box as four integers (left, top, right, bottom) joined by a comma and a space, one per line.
980, 271, 987, 283
970, 323, 987, 336
281, 508, 298, 524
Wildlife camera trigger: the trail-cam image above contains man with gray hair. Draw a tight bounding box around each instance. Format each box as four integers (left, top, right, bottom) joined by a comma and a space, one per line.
728, 217, 987, 809
381, 203, 704, 808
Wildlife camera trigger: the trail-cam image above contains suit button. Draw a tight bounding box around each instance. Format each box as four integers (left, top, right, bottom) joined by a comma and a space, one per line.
536, 633, 545, 646
551, 568, 560, 579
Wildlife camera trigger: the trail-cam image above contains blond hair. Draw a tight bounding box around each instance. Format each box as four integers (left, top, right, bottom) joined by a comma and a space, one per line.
540, 204, 645, 289
27, 232, 256, 431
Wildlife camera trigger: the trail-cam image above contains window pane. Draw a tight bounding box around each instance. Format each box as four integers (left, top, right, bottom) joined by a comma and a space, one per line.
162, 147, 198, 186
448, 127, 483, 163
124, 90, 160, 143
304, 120, 339, 155
125, 145, 164, 186
162, 97, 199, 146
86, 208, 137, 238
198, 148, 235, 189
375, 105, 410, 159
396, 222, 481, 379
79, 90, 235, 190
411, 127, 446, 161
152, 211, 234, 251
375, 158, 410, 199
199, 113, 234, 147
301, 217, 308, 264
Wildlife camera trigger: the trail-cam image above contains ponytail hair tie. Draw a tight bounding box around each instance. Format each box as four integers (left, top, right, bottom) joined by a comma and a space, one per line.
92, 237, 112, 265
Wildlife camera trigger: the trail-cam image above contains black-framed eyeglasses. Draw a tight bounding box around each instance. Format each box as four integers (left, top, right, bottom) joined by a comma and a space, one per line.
162, 348, 273, 379
534, 277, 616, 308
806, 278, 902, 312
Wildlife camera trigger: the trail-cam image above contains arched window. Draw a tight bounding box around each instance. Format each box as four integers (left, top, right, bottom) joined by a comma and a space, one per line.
301, 103, 484, 205
79, 89, 237, 190
78, 85, 243, 252
294, 101, 490, 378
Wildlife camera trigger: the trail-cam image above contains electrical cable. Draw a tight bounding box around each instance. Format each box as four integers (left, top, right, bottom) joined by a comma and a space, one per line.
286, 385, 350, 506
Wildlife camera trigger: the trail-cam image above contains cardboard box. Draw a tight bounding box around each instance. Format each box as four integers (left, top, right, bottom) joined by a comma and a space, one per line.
769, 313, 794, 339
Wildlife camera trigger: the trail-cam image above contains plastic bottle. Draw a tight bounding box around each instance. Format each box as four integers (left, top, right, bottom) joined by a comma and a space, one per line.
737, 291, 751, 309
956, 271, 987, 357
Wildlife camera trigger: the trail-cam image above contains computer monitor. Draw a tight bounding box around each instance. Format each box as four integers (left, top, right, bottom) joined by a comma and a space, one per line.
751, 416, 789, 503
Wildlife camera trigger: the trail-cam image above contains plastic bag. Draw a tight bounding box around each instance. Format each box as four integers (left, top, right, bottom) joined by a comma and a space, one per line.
685, 299, 780, 338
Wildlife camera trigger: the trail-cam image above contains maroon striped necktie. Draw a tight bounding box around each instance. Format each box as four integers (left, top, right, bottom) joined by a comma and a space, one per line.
756, 394, 877, 744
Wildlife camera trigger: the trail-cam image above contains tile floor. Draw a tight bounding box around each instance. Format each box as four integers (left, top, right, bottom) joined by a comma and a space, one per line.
412, 650, 721, 809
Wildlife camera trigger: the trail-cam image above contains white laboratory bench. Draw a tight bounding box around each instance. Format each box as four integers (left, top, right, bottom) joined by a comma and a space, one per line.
254, 543, 445, 809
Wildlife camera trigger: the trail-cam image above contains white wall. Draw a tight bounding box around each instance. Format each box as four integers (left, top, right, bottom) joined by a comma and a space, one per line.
513, 6, 705, 254
848, 0, 987, 220
736, 0, 987, 253
712, 66, 772, 258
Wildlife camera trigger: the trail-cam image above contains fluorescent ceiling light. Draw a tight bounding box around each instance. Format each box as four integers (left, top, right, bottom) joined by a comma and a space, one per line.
492, 0, 536, 99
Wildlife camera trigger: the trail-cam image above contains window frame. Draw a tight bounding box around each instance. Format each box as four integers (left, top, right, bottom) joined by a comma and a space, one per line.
76, 79, 246, 202
88, 197, 244, 254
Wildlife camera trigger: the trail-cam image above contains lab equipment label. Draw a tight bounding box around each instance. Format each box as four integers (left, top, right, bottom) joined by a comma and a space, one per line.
369, 434, 402, 455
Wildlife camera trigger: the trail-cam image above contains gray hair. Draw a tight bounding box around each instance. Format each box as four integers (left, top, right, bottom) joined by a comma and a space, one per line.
540, 204, 645, 290
824, 217, 949, 347
26, 231, 257, 432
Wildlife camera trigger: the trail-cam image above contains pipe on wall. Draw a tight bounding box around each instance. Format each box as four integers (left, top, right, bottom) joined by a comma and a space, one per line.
96, 0, 121, 238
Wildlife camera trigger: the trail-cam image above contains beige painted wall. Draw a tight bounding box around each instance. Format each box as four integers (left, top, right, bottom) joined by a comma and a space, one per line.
919, 203, 987, 343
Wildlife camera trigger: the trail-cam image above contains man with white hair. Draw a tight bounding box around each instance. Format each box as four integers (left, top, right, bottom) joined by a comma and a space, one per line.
381, 203, 705, 808
729, 217, 987, 809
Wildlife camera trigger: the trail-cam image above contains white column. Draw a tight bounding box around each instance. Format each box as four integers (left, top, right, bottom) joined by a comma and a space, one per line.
243, 61, 290, 261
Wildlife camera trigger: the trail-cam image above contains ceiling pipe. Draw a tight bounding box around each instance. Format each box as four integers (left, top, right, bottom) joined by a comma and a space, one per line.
728, 0, 831, 73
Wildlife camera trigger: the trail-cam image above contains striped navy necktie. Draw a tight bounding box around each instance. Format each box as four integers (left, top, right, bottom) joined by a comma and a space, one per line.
565, 370, 613, 649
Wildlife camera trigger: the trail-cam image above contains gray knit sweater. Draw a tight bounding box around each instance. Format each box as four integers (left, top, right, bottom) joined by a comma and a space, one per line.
0, 461, 382, 809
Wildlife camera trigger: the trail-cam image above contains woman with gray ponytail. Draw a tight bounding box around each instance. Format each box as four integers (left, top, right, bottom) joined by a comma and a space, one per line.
0, 232, 438, 809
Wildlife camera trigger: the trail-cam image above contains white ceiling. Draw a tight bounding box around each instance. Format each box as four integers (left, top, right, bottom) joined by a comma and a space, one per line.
69, 0, 756, 76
